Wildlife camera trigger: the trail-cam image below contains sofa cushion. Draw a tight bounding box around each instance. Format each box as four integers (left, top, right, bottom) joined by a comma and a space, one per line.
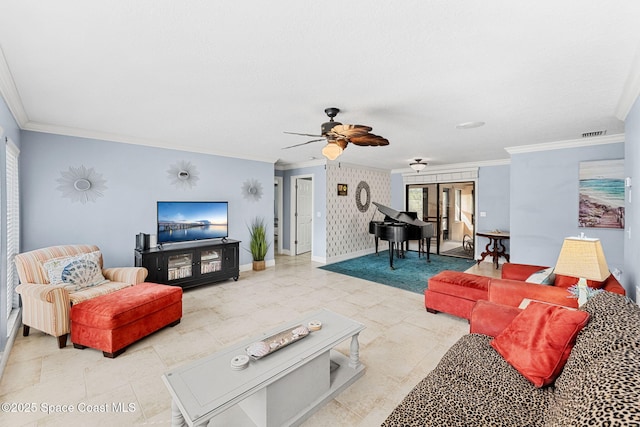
68, 280, 135, 305
501, 263, 550, 281
428, 271, 490, 301
525, 267, 555, 285
490, 302, 590, 387
43, 251, 108, 292
554, 273, 607, 289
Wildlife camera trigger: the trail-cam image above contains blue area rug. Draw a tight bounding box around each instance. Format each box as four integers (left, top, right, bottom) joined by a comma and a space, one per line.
320, 251, 474, 295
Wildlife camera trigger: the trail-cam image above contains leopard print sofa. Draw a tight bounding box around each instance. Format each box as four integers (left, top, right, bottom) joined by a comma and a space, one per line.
382, 292, 640, 426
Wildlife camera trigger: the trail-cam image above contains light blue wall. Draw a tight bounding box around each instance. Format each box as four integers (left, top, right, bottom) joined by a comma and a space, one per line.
476, 164, 511, 255
510, 142, 625, 274
624, 96, 640, 299
280, 165, 326, 258
477, 165, 510, 231
20, 131, 275, 268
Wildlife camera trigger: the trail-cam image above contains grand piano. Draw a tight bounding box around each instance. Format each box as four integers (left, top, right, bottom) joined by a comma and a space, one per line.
369, 202, 435, 269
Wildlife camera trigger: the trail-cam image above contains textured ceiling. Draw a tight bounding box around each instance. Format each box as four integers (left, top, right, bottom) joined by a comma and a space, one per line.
1, 1, 639, 171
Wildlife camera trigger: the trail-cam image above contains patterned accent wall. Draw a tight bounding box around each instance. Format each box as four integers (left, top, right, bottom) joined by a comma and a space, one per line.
326, 163, 391, 260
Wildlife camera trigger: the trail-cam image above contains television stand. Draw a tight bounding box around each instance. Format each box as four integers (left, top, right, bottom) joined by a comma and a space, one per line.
135, 239, 240, 289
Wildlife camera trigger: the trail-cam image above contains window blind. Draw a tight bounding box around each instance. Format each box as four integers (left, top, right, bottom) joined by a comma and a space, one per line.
6, 139, 19, 319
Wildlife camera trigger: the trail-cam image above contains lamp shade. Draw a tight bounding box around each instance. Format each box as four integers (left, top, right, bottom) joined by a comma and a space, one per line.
554, 237, 610, 281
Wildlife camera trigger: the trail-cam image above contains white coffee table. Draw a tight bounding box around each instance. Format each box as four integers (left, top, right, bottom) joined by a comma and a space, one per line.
162, 309, 365, 427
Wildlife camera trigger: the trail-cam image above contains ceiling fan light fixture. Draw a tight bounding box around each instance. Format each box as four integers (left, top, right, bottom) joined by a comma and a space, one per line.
322, 141, 343, 160
410, 158, 427, 172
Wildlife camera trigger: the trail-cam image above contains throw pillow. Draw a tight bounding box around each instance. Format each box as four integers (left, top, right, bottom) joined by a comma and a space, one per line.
490, 302, 590, 387
43, 251, 108, 292
525, 267, 556, 285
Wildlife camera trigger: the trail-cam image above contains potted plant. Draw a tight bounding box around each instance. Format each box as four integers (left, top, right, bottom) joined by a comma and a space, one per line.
247, 217, 270, 271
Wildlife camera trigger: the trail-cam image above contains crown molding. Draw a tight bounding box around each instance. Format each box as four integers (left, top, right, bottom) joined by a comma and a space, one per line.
505, 133, 624, 155
274, 158, 326, 170
326, 161, 390, 174
392, 158, 510, 175
616, 48, 640, 120
0, 45, 29, 127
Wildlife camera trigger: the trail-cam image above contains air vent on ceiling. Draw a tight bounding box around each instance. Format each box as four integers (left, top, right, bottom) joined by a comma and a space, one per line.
582, 130, 607, 138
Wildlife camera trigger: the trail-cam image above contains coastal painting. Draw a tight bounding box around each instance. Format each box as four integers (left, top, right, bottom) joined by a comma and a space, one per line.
579, 159, 624, 229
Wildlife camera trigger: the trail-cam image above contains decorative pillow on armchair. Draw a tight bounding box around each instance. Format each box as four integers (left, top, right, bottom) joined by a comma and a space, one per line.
43, 251, 108, 292
490, 302, 590, 387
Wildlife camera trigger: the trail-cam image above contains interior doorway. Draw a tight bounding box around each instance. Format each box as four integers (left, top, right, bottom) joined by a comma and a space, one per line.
290, 175, 313, 255
406, 181, 475, 259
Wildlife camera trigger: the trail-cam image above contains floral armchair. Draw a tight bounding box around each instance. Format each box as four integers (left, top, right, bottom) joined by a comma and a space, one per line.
15, 244, 148, 348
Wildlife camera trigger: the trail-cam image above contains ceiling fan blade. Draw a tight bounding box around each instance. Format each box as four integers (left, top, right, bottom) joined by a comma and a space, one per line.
330, 124, 372, 138
282, 138, 325, 149
349, 133, 389, 146
284, 131, 323, 138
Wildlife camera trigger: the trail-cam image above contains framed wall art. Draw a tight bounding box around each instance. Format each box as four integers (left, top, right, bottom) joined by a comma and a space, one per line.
337, 183, 348, 196
578, 159, 624, 229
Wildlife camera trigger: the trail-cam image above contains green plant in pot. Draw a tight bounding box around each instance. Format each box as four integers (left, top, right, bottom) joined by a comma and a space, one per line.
247, 217, 270, 271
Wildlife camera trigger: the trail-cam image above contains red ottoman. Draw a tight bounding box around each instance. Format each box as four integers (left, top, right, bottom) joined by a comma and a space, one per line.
71, 283, 182, 358
425, 271, 490, 320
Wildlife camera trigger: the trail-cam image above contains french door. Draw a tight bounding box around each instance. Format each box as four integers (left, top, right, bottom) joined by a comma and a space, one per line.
406, 182, 475, 258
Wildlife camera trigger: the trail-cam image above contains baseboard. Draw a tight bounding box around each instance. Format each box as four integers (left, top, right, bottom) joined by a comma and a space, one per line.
325, 247, 379, 265
311, 255, 326, 264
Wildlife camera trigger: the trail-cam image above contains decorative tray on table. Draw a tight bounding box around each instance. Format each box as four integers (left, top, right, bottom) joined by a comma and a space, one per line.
246, 325, 310, 359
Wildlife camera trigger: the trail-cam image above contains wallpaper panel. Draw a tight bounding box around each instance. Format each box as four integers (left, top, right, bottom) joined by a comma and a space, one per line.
326, 163, 390, 260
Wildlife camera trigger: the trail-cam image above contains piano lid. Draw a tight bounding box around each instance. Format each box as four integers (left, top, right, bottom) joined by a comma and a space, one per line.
372, 202, 429, 226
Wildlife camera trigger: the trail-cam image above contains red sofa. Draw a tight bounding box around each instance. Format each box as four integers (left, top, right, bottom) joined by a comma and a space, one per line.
425, 262, 626, 319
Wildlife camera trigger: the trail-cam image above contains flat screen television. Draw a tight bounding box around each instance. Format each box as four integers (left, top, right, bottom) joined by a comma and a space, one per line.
157, 201, 228, 244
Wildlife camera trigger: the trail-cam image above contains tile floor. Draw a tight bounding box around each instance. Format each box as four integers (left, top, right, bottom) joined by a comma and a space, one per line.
0, 254, 500, 426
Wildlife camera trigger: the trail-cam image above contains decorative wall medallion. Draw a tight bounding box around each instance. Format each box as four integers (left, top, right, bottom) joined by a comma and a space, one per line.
167, 160, 199, 190
355, 181, 371, 212
57, 165, 107, 204
242, 178, 264, 202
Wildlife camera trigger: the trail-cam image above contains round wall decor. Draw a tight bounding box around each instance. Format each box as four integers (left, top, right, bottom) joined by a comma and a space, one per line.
242, 178, 264, 202
56, 165, 107, 204
355, 180, 371, 212
167, 160, 199, 190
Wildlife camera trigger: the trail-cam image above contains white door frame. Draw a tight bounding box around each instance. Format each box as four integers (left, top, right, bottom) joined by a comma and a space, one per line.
274, 176, 283, 255
289, 173, 314, 256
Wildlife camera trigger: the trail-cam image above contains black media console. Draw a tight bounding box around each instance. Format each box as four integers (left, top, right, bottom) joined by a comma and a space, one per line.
134, 239, 240, 289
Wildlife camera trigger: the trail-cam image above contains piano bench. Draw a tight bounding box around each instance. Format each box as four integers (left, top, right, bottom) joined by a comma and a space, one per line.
425, 271, 491, 320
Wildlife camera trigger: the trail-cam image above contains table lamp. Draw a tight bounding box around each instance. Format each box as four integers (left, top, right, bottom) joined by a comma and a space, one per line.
554, 236, 610, 306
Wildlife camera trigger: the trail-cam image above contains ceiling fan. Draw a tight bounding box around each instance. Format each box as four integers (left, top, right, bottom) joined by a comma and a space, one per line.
283, 107, 389, 160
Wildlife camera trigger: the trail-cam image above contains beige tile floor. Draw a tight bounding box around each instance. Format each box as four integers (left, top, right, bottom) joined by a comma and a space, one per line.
0, 254, 499, 426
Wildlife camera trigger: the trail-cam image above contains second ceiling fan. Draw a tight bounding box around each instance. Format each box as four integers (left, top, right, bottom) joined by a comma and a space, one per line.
283, 107, 389, 160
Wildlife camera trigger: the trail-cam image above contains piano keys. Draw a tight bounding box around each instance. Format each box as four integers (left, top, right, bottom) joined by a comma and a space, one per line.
369, 202, 435, 269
